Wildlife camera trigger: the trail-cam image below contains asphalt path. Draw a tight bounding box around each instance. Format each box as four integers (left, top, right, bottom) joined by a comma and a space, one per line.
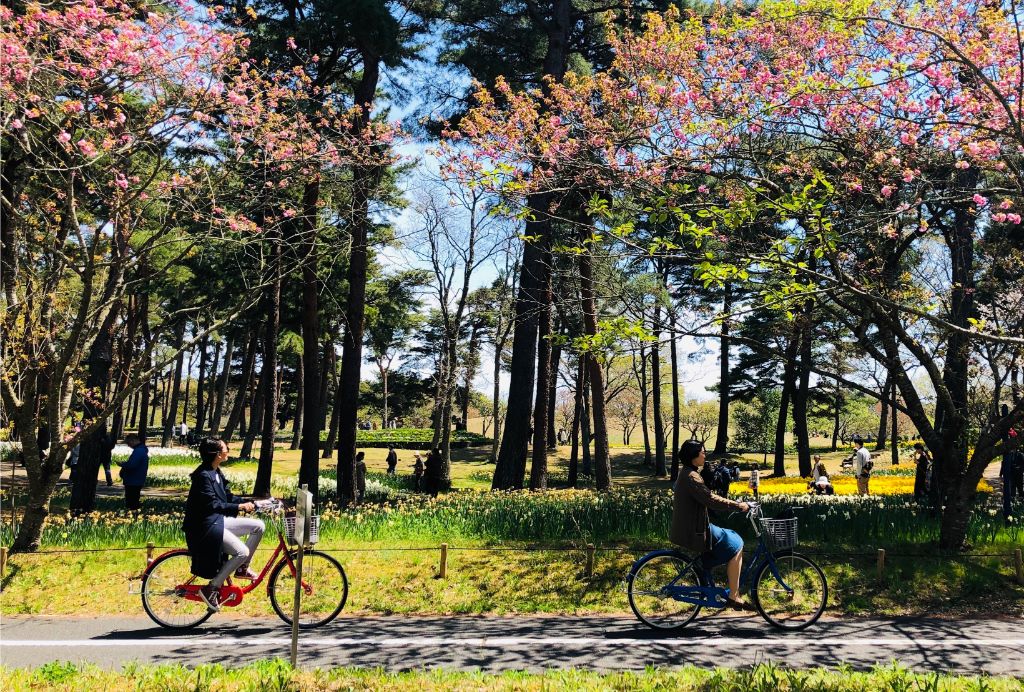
2, 615, 1023, 675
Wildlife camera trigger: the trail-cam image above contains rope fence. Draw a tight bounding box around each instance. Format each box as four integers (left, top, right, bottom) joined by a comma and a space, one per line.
2, 543, 1022, 585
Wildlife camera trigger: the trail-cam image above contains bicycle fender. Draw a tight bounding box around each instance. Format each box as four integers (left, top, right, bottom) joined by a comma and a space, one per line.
628, 549, 691, 576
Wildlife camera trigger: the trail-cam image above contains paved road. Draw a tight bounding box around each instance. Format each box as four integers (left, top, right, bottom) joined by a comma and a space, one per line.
2, 615, 1022, 675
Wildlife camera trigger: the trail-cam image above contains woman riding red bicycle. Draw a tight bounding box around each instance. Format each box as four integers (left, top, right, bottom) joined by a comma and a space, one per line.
183, 436, 264, 611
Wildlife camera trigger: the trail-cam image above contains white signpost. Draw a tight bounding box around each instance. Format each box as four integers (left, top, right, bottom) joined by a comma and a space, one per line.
290, 485, 313, 667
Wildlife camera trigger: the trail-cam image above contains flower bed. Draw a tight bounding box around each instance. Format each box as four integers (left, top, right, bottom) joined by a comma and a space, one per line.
733, 474, 992, 496
6, 485, 1020, 550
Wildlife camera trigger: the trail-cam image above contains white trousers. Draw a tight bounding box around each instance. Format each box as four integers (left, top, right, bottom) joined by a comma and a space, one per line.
211, 516, 264, 587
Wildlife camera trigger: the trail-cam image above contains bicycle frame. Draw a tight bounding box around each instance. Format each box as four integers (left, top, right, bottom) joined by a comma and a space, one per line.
145, 528, 305, 609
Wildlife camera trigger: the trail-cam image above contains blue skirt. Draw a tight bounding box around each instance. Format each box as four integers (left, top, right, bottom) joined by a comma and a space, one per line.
704, 523, 743, 567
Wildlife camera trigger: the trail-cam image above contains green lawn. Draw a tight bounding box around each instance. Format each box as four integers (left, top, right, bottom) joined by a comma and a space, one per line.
4, 660, 1021, 691
2, 442, 1020, 620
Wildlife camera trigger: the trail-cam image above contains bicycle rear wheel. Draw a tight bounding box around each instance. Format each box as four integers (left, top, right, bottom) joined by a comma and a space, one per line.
752, 551, 827, 630
627, 552, 703, 630
141, 551, 214, 629
268, 550, 348, 628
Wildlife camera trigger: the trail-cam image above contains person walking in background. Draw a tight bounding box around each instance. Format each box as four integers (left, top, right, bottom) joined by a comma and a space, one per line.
424, 447, 443, 497
355, 450, 367, 501
913, 442, 931, 503
386, 445, 398, 476
178, 420, 189, 446
118, 434, 149, 511
853, 437, 872, 495
413, 452, 424, 492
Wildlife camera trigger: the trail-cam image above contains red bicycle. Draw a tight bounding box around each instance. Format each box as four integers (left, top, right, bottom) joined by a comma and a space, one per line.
140, 500, 347, 629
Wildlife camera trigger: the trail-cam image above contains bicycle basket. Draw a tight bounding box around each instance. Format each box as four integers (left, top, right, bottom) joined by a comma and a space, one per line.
284, 515, 320, 545
759, 517, 798, 550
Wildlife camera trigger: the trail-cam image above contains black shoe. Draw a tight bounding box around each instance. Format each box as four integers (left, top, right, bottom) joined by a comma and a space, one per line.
199, 584, 221, 612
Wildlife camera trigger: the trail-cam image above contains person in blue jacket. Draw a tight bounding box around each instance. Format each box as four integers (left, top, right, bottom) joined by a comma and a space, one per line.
118, 434, 149, 511
183, 437, 262, 611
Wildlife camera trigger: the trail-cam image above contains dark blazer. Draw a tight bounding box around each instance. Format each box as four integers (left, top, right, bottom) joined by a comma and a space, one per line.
182, 464, 241, 578
670, 465, 745, 553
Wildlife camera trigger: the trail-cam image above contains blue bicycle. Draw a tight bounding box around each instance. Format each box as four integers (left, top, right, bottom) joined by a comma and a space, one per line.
626, 502, 827, 630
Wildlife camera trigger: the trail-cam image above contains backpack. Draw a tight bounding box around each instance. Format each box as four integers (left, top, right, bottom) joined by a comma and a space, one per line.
863, 459, 874, 473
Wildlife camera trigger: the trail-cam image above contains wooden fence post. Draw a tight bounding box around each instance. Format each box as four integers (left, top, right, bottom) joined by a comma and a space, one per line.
876, 548, 886, 582
0, 546, 8, 577
439, 543, 448, 579
1014, 548, 1023, 585
146, 542, 155, 567
585, 544, 595, 579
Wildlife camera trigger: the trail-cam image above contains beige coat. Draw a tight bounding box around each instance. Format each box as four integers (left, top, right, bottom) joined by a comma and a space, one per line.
669, 466, 745, 553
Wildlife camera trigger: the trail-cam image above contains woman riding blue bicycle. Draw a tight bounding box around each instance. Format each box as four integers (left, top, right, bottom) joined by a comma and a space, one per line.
670, 439, 754, 611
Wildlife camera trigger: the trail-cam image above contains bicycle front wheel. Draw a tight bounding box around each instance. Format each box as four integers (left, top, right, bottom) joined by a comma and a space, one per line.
627, 552, 703, 630
141, 551, 214, 630
752, 551, 827, 630
268, 550, 348, 628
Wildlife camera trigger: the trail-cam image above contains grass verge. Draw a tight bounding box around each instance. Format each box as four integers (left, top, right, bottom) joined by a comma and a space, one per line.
1, 538, 1021, 618
3, 660, 1021, 691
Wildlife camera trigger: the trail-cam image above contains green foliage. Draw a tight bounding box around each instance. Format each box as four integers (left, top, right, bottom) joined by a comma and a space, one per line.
733, 390, 782, 458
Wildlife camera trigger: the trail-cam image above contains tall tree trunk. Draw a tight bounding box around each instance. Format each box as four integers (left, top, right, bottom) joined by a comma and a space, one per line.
490, 337, 503, 463
210, 336, 234, 436
254, 236, 281, 497
774, 337, 798, 476
669, 309, 681, 480
493, 0, 571, 489
793, 347, 812, 478
136, 296, 151, 440
581, 372, 592, 477
323, 353, 340, 458
317, 338, 332, 430
579, 234, 611, 490
149, 374, 160, 428
638, 343, 652, 468
194, 334, 210, 438
891, 383, 899, 466
831, 386, 841, 451
110, 295, 139, 441
793, 283, 814, 478
713, 283, 731, 455
181, 349, 194, 428
530, 243, 553, 490
223, 332, 258, 441
239, 368, 263, 460
292, 356, 304, 451
335, 53, 381, 505
299, 180, 322, 501
462, 324, 481, 432
568, 357, 585, 487
493, 223, 543, 489
876, 375, 891, 451
70, 308, 117, 513
651, 305, 667, 477
128, 389, 140, 430
161, 324, 187, 447
547, 338, 560, 450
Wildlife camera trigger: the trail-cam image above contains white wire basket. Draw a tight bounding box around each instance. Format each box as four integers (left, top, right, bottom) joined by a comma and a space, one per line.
759, 517, 798, 550
284, 515, 320, 545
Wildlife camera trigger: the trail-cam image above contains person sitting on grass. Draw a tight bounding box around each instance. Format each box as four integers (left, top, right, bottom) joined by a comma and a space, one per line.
670, 439, 753, 612
182, 436, 263, 611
